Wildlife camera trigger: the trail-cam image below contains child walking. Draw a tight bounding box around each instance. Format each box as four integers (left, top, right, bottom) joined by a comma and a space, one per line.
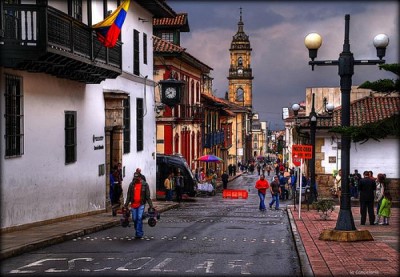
376, 191, 392, 225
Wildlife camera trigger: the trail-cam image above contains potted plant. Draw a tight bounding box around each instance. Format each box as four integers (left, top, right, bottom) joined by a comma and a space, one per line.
315, 198, 336, 220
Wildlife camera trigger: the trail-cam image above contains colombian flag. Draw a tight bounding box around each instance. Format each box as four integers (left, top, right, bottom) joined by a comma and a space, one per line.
92, 0, 130, 48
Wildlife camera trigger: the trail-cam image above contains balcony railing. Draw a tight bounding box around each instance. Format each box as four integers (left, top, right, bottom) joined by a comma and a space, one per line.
0, 3, 122, 84
203, 131, 224, 148
174, 104, 204, 121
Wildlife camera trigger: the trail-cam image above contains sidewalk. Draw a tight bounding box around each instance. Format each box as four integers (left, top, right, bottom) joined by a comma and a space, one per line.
288, 205, 399, 276
0, 200, 179, 260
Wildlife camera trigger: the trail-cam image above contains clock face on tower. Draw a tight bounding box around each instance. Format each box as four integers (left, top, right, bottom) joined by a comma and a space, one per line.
237, 68, 243, 75
165, 87, 177, 99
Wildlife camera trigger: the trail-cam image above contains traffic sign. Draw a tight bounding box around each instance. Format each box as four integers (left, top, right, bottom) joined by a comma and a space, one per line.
292, 155, 301, 167
292, 144, 313, 160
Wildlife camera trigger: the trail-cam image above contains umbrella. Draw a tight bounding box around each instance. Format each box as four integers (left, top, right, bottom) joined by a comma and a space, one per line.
196, 154, 223, 163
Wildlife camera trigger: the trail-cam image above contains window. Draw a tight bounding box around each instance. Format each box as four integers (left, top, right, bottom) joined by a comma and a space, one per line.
133, 29, 140, 76
236, 87, 244, 102
238, 56, 243, 66
4, 74, 24, 157
68, 0, 82, 22
143, 33, 147, 65
123, 97, 131, 154
65, 111, 77, 164
161, 32, 174, 43
136, 98, 143, 151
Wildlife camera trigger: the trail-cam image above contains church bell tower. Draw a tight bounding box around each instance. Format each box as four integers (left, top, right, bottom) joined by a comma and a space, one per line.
227, 8, 253, 108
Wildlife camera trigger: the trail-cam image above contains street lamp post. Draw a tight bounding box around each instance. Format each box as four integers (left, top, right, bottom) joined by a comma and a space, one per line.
292, 93, 334, 204
305, 14, 389, 233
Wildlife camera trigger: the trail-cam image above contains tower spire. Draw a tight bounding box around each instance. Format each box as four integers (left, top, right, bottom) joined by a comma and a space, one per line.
240, 7, 242, 22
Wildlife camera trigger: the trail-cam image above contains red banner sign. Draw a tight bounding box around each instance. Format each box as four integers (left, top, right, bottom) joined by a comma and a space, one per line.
292, 144, 313, 160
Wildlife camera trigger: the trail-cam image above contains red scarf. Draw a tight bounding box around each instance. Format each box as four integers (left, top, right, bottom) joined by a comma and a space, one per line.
131, 183, 142, 208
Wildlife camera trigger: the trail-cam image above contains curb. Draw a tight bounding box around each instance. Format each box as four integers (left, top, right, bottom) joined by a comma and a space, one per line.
287, 208, 314, 277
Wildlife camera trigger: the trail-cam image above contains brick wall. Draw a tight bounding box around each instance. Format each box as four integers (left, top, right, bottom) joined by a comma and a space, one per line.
316, 174, 399, 202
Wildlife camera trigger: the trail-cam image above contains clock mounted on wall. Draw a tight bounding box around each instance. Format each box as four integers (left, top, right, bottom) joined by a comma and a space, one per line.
159, 79, 185, 107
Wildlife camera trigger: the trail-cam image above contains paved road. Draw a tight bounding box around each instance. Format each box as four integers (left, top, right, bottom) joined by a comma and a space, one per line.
1, 173, 300, 276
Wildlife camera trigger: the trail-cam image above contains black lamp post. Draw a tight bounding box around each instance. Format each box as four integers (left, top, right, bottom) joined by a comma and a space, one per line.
292, 93, 334, 204
305, 14, 389, 231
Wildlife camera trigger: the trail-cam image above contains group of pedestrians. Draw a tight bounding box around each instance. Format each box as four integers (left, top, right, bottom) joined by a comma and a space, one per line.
254, 174, 282, 211
163, 170, 185, 203
358, 170, 392, 226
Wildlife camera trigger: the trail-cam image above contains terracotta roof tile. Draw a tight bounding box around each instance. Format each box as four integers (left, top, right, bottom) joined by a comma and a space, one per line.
153, 13, 189, 30
153, 36, 185, 53
317, 96, 400, 128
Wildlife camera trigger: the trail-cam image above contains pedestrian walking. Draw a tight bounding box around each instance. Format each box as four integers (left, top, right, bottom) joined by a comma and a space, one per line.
377, 191, 392, 225
266, 164, 271, 176
110, 165, 123, 216
257, 163, 261, 176
279, 174, 289, 200
175, 170, 184, 203
358, 171, 376, 225
221, 171, 229, 190
334, 169, 342, 200
374, 173, 386, 223
164, 172, 174, 201
124, 172, 154, 239
269, 175, 281, 210
255, 175, 269, 211
135, 168, 146, 182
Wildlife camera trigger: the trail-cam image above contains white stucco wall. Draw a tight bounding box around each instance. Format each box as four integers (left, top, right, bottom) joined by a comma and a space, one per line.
322, 136, 399, 178
1, 71, 107, 228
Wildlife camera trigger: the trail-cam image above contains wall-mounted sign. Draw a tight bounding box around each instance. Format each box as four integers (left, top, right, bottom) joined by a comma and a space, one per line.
94, 145, 104, 150
93, 135, 104, 143
329, 156, 336, 163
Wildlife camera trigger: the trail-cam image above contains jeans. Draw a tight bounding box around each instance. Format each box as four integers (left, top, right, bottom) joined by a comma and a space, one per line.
175, 186, 182, 202
269, 193, 280, 209
131, 205, 145, 237
258, 192, 266, 210
165, 189, 173, 201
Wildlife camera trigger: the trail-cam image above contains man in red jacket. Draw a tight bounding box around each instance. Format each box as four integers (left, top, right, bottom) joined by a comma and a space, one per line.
255, 175, 270, 211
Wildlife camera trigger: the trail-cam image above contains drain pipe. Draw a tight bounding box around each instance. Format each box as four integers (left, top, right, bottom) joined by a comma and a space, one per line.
142, 75, 148, 117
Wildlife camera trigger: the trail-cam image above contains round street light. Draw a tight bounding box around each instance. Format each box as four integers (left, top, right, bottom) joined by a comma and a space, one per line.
373, 34, 390, 60
304, 33, 322, 61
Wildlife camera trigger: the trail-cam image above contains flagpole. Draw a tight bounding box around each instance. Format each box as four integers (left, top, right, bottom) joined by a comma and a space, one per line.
92, 36, 104, 62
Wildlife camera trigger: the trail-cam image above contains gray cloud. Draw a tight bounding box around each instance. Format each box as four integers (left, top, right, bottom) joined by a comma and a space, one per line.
169, 1, 399, 129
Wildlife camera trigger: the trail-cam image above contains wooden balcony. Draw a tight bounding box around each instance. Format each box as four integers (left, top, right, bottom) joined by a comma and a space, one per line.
0, 4, 122, 84
174, 104, 204, 123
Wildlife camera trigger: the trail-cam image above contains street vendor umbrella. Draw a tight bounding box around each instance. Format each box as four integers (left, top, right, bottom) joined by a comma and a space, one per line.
196, 154, 223, 163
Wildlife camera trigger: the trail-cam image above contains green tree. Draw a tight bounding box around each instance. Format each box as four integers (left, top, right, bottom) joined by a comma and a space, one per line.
358, 63, 400, 93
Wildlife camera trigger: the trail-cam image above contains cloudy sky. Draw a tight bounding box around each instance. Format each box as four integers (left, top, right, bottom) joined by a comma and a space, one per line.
168, 1, 399, 130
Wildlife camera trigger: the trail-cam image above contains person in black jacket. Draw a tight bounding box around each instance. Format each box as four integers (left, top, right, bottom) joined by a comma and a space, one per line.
125, 173, 154, 238
358, 171, 376, 225
221, 171, 229, 189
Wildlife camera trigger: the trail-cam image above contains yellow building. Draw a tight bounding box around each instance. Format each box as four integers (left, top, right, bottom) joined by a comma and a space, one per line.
227, 9, 254, 165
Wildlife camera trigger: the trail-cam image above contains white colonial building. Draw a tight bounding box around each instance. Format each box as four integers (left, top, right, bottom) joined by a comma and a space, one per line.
0, 0, 176, 230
